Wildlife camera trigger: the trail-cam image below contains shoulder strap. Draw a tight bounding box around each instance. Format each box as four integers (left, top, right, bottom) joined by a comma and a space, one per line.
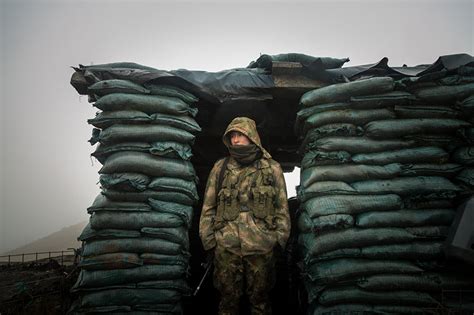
217, 157, 230, 192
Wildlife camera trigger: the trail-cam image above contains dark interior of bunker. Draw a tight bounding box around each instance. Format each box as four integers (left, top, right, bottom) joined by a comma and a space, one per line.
57, 53, 474, 314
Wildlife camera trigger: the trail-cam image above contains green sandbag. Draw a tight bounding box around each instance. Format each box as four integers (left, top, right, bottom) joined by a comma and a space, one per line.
459, 94, 474, 113
298, 213, 354, 233
351, 176, 461, 196
317, 287, 437, 307
96, 124, 195, 145
312, 304, 438, 315
140, 253, 190, 266
364, 118, 470, 139
400, 163, 463, 177
143, 83, 199, 104
305, 258, 422, 284
89, 79, 150, 96
88, 110, 151, 129
414, 82, 474, 104
357, 274, 441, 291
349, 90, 416, 107
99, 173, 150, 192
303, 108, 395, 133
73, 264, 185, 289
301, 163, 402, 188
404, 198, 454, 210
404, 134, 464, 151
303, 194, 402, 218
405, 225, 450, 238
148, 177, 198, 201
352, 146, 449, 165
79, 288, 180, 308
149, 199, 193, 228
141, 226, 189, 249
299, 181, 356, 202
79, 253, 143, 270
78, 223, 141, 241
81, 237, 184, 256
300, 150, 351, 167
452, 146, 474, 165
394, 105, 459, 119
102, 189, 195, 206
300, 77, 394, 107
94, 93, 197, 116
149, 141, 193, 161
90, 211, 184, 230
300, 123, 361, 149
87, 194, 151, 213
456, 167, 474, 186
295, 102, 349, 134
149, 113, 201, 133
99, 151, 197, 182
356, 209, 455, 228
309, 137, 416, 154
299, 227, 416, 257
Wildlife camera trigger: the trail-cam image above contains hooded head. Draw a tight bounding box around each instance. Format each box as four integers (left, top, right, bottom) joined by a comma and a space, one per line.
223, 117, 272, 162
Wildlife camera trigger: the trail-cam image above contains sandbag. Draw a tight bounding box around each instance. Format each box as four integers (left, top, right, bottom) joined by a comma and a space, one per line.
300, 77, 394, 107
141, 226, 189, 248
87, 194, 151, 213
305, 258, 422, 284
301, 163, 402, 188
452, 146, 474, 165
148, 141, 193, 161
94, 93, 197, 116
99, 173, 150, 192
300, 150, 351, 168
90, 211, 185, 230
309, 137, 416, 154
404, 198, 454, 210
295, 102, 349, 134
88, 79, 150, 96
404, 134, 464, 151
310, 214, 354, 233
349, 90, 416, 107
303, 108, 395, 133
456, 167, 474, 186
300, 123, 361, 149
148, 177, 198, 201
78, 253, 143, 270
96, 124, 195, 145
149, 199, 193, 228
299, 181, 356, 202
414, 82, 474, 104
405, 226, 450, 238
303, 194, 402, 218
400, 163, 463, 178
99, 151, 197, 182
73, 265, 186, 289
78, 288, 180, 308
149, 113, 201, 133
88, 110, 151, 129
102, 189, 194, 206
143, 83, 199, 103
357, 274, 441, 291
356, 209, 455, 228
352, 146, 449, 165
312, 304, 438, 315
364, 118, 470, 139
351, 176, 461, 196
140, 253, 190, 266
81, 237, 184, 257
78, 223, 141, 241
394, 105, 459, 119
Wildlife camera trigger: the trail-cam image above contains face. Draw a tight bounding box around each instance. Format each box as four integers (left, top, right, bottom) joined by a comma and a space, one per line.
229, 131, 251, 146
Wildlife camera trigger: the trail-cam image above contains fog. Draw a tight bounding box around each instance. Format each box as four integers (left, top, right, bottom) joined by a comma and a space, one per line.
0, 0, 472, 253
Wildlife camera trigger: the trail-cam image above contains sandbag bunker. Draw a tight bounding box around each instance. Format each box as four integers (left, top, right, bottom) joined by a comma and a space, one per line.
69, 64, 201, 314
296, 73, 474, 313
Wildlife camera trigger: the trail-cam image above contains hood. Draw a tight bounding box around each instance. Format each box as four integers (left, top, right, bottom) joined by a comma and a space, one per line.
223, 117, 272, 159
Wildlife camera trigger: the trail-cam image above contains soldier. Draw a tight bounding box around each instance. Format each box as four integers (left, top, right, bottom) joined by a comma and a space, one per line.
199, 117, 291, 315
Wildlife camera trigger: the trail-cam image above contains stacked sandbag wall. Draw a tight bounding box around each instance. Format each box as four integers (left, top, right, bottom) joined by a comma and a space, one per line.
295, 72, 474, 313
69, 78, 201, 314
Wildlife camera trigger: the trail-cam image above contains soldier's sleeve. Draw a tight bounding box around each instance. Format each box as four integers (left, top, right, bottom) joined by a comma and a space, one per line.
199, 159, 223, 251
271, 161, 291, 249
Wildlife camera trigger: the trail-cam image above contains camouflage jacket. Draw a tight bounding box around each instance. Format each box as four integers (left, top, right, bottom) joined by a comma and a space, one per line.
199, 117, 290, 256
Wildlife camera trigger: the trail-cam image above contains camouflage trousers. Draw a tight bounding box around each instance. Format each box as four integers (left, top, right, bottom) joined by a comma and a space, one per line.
213, 247, 276, 315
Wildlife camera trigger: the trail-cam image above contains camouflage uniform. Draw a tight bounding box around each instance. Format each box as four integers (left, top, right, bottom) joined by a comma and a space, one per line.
199, 117, 290, 315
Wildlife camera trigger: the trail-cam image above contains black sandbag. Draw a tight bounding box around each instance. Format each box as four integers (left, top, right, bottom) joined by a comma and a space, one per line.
79, 253, 143, 270
88, 79, 150, 96
94, 93, 197, 116
364, 118, 470, 139
149, 141, 193, 161
299, 181, 356, 202
394, 105, 459, 119
149, 113, 201, 133
140, 253, 190, 266
414, 82, 474, 104
301, 163, 402, 188
349, 90, 416, 107
300, 123, 361, 149
404, 198, 454, 210
357, 274, 441, 291
99, 173, 150, 192
305, 258, 422, 284
102, 189, 194, 206
300, 150, 351, 167
81, 237, 184, 257
456, 167, 474, 186
299, 227, 416, 257
400, 163, 463, 178
143, 83, 199, 103
458, 94, 474, 114
303, 194, 402, 218
404, 134, 464, 151
352, 146, 449, 165
88, 110, 151, 129
405, 225, 450, 238
295, 102, 349, 134
452, 146, 474, 165
78, 288, 180, 308
149, 199, 193, 228
90, 211, 184, 230
309, 137, 416, 154
303, 108, 395, 133
300, 77, 394, 107
312, 304, 438, 315
78, 223, 141, 241
351, 176, 461, 196
311, 214, 354, 233
141, 226, 189, 249
87, 194, 151, 213
148, 177, 198, 201
73, 264, 186, 289
96, 124, 195, 145
99, 151, 197, 182
356, 209, 455, 228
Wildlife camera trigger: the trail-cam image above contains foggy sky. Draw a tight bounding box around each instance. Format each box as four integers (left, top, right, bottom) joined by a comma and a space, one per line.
0, 0, 473, 253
